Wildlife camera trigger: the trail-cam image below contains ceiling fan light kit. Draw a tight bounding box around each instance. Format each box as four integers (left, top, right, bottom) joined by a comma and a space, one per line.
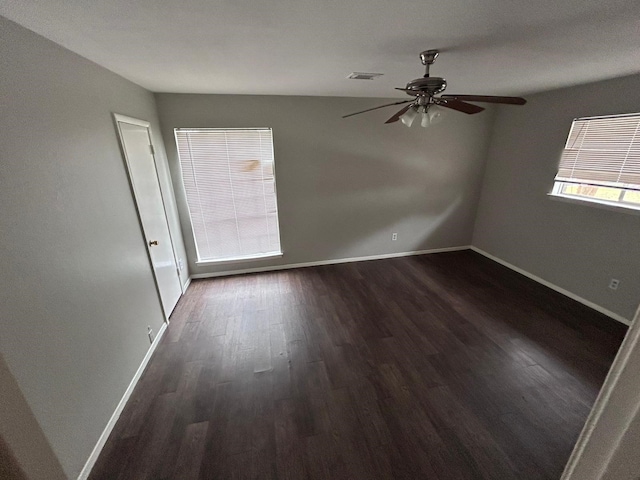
343, 49, 526, 127
400, 104, 443, 128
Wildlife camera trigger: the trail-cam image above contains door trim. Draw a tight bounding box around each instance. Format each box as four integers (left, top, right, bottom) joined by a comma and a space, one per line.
112, 113, 183, 321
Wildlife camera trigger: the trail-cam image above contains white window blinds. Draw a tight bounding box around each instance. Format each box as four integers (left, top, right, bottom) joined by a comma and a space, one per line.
175, 128, 282, 262
555, 114, 640, 189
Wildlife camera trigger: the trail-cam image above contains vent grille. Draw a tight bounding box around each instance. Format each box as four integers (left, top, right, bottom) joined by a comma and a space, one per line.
347, 72, 383, 80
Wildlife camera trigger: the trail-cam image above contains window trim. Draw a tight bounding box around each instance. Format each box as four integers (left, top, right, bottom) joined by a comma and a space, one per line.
195, 251, 283, 266
174, 127, 284, 264
548, 190, 640, 216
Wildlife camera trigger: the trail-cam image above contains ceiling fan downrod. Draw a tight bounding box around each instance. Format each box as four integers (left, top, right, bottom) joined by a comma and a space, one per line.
420, 49, 439, 77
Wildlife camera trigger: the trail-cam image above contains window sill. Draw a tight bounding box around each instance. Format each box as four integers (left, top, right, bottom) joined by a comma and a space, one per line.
548, 193, 640, 216
195, 252, 283, 266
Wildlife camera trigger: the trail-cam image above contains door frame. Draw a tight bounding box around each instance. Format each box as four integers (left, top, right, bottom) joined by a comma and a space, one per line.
113, 113, 184, 322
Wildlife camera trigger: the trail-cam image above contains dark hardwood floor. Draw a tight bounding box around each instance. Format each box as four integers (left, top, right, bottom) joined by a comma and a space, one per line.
90, 250, 627, 480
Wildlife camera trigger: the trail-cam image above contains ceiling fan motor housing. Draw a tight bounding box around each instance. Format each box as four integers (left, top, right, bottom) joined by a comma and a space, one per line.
405, 77, 447, 96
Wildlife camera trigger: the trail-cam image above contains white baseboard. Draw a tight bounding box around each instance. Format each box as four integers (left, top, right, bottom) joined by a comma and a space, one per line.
190, 246, 471, 279
470, 246, 630, 326
77, 321, 168, 480
181, 277, 192, 293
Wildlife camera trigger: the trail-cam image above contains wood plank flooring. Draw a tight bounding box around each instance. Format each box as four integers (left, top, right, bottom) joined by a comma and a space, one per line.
89, 251, 627, 480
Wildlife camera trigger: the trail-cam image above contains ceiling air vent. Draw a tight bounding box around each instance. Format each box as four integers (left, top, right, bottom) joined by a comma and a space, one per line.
347, 72, 383, 80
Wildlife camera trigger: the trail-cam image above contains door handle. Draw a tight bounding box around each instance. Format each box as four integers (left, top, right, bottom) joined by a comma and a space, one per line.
148, 240, 159, 247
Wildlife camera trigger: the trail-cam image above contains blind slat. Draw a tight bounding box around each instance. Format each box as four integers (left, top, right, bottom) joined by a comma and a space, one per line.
556, 114, 640, 189
175, 128, 281, 262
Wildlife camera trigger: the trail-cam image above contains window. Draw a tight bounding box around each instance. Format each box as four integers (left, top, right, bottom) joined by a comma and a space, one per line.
552, 113, 640, 211
175, 128, 282, 263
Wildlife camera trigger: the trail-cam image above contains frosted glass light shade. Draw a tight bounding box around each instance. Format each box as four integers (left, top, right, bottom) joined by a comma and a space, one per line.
428, 106, 443, 124
401, 107, 418, 127
420, 111, 431, 128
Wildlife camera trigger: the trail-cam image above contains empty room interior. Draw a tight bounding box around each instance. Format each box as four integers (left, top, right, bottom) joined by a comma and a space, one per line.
2, 1, 640, 479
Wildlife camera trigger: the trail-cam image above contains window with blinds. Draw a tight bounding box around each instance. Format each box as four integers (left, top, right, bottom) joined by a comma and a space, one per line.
552, 113, 640, 209
175, 128, 282, 263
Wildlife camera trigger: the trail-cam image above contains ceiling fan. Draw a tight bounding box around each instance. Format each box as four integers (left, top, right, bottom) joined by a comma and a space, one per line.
343, 50, 526, 127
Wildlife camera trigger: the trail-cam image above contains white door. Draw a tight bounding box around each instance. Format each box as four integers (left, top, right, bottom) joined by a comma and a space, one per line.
115, 115, 183, 318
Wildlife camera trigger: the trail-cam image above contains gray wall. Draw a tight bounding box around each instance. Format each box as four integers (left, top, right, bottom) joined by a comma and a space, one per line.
473, 74, 640, 321
0, 17, 187, 478
0, 354, 65, 480
156, 93, 497, 276
602, 404, 640, 480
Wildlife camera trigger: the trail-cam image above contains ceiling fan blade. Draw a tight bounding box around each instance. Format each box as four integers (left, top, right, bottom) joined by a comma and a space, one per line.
395, 87, 416, 93
436, 98, 485, 114
342, 100, 413, 119
441, 94, 526, 105
385, 104, 414, 124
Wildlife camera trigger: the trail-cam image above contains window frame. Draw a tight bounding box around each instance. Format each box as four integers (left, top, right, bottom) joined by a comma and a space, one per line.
549, 113, 640, 215
548, 187, 640, 216
174, 127, 284, 265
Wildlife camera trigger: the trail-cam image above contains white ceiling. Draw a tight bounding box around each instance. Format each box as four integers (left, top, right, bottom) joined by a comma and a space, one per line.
2, 0, 640, 98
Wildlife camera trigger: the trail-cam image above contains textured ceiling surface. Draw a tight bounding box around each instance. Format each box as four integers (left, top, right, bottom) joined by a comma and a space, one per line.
1, 0, 640, 97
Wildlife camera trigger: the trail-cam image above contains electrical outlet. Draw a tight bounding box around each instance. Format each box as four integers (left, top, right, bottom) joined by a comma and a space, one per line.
147, 326, 155, 343
392, 233, 398, 241
178, 258, 184, 270
609, 279, 620, 290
